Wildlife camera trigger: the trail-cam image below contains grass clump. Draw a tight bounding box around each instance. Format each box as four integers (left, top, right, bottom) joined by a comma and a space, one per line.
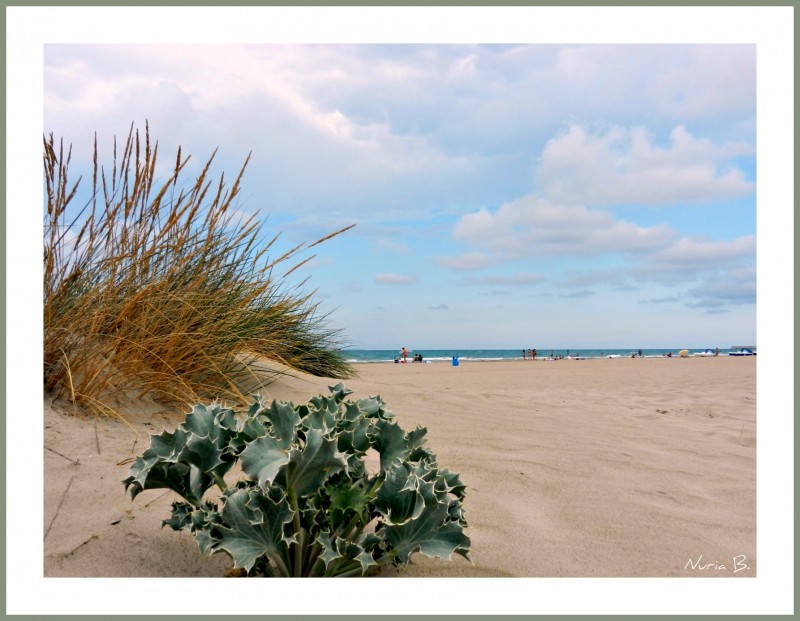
44, 123, 354, 419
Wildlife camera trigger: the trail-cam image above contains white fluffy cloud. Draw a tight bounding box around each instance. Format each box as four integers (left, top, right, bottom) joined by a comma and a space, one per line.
44, 44, 756, 224
41, 42, 758, 333
44, 45, 485, 221
534, 125, 754, 207
447, 118, 755, 305
453, 195, 676, 258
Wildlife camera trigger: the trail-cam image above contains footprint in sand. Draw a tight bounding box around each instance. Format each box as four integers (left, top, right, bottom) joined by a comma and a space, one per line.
125, 531, 141, 544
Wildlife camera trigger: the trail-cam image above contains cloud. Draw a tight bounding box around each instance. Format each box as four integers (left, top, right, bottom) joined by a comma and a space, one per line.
428, 304, 450, 310
646, 45, 756, 121
559, 289, 595, 299
638, 296, 680, 305
632, 235, 755, 284
374, 273, 418, 285
553, 235, 756, 295
44, 45, 756, 227
647, 235, 755, 267
552, 45, 755, 126
461, 273, 546, 286
534, 125, 754, 207
437, 252, 494, 271
688, 266, 756, 306
375, 238, 413, 254
556, 269, 629, 289
454, 195, 675, 258
43, 44, 496, 221
40, 43, 757, 347
346, 280, 363, 293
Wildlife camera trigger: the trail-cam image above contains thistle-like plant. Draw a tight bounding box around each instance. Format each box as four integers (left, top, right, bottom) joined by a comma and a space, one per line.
124, 384, 471, 576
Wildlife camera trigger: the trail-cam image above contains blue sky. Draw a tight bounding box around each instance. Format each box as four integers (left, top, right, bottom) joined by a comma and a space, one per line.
44, 42, 757, 350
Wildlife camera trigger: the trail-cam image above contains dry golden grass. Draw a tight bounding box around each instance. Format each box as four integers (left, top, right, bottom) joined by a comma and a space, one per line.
44, 123, 354, 420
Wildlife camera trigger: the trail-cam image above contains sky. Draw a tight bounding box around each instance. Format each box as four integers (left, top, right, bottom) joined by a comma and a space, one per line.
42, 41, 760, 350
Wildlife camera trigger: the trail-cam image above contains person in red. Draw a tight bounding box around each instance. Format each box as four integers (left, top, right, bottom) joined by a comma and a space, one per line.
401, 347, 408, 363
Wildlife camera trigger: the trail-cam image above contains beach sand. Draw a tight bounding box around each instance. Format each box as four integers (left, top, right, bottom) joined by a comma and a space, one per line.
43, 356, 756, 579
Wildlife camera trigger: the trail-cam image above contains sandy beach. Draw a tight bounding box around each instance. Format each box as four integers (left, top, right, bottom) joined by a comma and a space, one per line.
43, 355, 756, 580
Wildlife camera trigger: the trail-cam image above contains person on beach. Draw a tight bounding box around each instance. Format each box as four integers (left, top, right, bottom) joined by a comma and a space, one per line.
532, 348, 537, 360
401, 347, 408, 363
522, 349, 527, 360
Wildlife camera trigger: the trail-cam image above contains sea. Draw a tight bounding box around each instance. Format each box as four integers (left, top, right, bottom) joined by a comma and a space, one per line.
342, 347, 743, 364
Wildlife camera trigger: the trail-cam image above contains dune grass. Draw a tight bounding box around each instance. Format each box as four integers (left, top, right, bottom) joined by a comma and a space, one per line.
44, 123, 354, 419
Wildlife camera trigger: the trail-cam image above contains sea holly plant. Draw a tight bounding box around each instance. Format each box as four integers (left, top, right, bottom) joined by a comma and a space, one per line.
124, 383, 471, 576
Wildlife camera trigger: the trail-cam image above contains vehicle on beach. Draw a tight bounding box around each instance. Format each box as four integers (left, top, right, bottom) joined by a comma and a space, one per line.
729, 347, 756, 356
692, 349, 718, 357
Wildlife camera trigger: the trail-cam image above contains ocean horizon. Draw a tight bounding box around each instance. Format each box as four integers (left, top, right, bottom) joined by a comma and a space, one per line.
342, 347, 753, 363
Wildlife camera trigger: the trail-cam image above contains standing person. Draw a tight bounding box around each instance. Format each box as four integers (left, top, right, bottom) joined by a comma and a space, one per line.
522, 349, 527, 360
401, 347, 408, 363
532, 348, 537, 360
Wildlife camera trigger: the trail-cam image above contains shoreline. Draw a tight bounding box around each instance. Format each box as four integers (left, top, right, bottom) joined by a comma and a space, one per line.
346, 353, 747, 364
343, 348, 752, 364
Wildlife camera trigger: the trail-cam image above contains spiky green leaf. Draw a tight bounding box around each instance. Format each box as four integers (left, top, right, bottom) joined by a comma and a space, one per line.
215, 406, 239, 433
147, 427, 190, 462
240, 434, 290, 491
382, 500, 471, 565
163, 501, 193, 531
239, 416, 268, 442
334, 537, 377, 575
264, 401, 301, 448
303, 407, 336, 433
337, 415, 372, 455
183, 431, 228, 476
372, 419, 409, 472
285, 428, 346, 497
328, 480, 370, 530
124, 385, 471, 576
358, 395, 391, 419
316, 531, 342, 568
183, 403, 220, 438
328, 382, 353, 403
406, 425, 427, 448
438, 468, 467, 499
125, 459, 211, 506
213, 487, 294, 573
374, 463, 426, 525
